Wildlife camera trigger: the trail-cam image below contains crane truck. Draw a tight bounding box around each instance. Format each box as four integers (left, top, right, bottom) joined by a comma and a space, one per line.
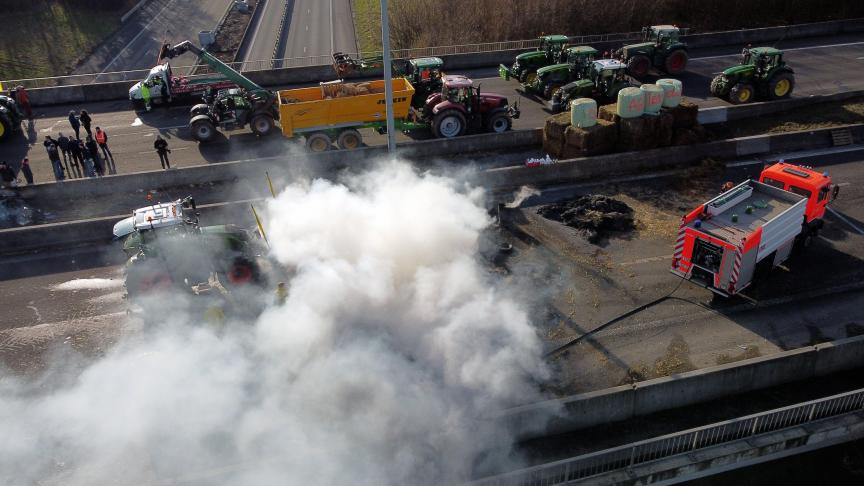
671, 162, 839, 297
158, 41, 280, 141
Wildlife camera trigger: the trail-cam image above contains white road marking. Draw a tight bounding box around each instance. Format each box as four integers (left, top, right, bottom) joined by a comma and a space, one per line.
837, 182, 851, 187
618, 255, 672, 267
827, 206, 864, 235
691, 41, 864, 62
96, 0, 178, 77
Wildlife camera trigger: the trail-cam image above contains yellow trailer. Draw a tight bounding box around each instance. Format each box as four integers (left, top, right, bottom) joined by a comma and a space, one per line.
278, 78, 417, 151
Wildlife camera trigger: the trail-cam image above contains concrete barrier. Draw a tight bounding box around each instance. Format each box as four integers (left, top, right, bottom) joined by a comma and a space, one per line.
699, 90, 864, 125
503, 333, 864, 440
684, 18, 864, 49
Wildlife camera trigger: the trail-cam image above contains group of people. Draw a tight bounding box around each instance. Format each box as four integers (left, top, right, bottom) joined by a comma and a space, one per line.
42, 109, 116, 181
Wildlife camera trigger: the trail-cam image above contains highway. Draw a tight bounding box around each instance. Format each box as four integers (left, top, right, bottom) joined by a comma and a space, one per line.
76, 0, 234, 77
241, 0, 288, 64
3, 34, 862, 184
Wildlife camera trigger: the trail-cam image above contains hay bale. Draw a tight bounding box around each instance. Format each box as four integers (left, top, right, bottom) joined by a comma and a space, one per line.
543, 132, 566, 158
618, 115, 657, 151
598, 104, 621, 123
657, 112, 674, 147
672, 128, 700, 146
563, 119, 618, 156
663, 99, 699, 129
544, 111, 572, 142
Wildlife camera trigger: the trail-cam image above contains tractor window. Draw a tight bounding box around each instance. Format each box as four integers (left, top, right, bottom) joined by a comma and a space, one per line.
789, 185, 812, 199
420, 69, 431, 81
761, 177, 785, 189
818, 185, 830, 202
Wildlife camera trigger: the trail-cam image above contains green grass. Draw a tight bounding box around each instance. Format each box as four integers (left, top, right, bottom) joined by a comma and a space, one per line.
351, 0, 382, 56
0, 1, 135, 80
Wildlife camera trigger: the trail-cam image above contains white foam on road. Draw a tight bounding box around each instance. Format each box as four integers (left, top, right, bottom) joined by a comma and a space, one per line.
131, 117, 143, 126
51, 278, 124, 291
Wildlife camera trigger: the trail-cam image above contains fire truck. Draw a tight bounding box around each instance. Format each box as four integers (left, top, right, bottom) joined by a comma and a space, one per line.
671, 162, 840, 297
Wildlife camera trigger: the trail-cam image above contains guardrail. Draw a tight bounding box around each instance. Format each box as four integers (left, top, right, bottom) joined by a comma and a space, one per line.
472, 388, 864, 485
271, 0, 292, 69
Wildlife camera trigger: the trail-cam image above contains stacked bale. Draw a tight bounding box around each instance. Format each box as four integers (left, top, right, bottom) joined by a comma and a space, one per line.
542, 111, 572, 157
542, 106, 617, 159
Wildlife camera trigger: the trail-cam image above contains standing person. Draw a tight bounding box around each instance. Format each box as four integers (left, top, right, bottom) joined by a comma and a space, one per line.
44, 138, 65, 181
67, 137, 83, 178
154, 135, 171, 169
68, 110, 81, 139
79, 109, 93, 138
57, 132, 72, 173
94, 126, 115, 174
20, 157, 34, 185
14, 86, 33, 121
79, 139, 95, 177
141, 82, 152, 112
86, 136, 104, 176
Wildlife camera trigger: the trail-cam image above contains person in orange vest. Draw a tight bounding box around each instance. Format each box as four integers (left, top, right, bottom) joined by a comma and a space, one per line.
94, 126, 115, 174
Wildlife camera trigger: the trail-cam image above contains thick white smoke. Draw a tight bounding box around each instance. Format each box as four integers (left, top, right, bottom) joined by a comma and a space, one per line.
0, 160, 548, 485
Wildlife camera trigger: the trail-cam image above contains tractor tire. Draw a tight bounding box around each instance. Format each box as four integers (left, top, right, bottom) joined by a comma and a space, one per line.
191, 118, 217, 142
523, 71, 538, 86
305, 132, 332, 152
769, 73, 795, 100
543, 83, 562, 100
432, 109, 467, 138
336, 129, 363, 150
627, 55, 651, 78
190, 103, 210, 117
664, 49, 689, 75
250, 114, 275, 137
0, 114, 10, 142
485, 110, 511, 134
225, 258, 257, 287
709, 75, 727, 98
728, 83, 755, 105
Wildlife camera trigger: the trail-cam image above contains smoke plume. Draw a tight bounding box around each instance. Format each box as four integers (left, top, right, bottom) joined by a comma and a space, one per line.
0, 160, 549, 485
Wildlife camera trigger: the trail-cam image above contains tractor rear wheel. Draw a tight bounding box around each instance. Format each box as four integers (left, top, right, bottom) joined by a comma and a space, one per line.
627, 55, 651, 78
728, 83, 755, 104
432, 110, 467, 138
769, 73, 795, 100
0, 114, 10, 142
337, 129, 363, 150
251, 114, 275, 137
485, 110, 511, 133
305, 132, 332, 152
543, 83, 562, 100
191, 119, 217, 142
664, 50, 689, 74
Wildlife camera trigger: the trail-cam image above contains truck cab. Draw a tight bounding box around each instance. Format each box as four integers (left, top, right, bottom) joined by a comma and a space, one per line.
758, 161, 836, 223
129, 64, 173, 105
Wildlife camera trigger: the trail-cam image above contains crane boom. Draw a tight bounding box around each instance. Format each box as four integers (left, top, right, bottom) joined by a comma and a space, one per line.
158, 41, 266, 94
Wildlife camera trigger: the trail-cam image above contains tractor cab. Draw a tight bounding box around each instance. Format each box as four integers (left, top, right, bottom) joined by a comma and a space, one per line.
540, 35, 570, 62
404, 57, 444, 107
118, 197, 200, 255
591, 59, 628, 94
642, 25, 681, 46
566, 46, 599, 74
740, 47, 784, 74
441, 75, 475, 105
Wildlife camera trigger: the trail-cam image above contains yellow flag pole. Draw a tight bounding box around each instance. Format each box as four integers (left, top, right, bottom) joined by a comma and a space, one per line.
266, 171, 276, 199
251, 203, 269, 247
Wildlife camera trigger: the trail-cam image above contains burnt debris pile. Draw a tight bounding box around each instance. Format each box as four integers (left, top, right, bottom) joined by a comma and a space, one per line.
538, 195, 634, 243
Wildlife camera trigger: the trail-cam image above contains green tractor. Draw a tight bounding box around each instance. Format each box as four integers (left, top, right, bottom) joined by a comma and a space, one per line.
710, 47, 795, 104
398, 57, 445, 108
616, 25, 689, 78
499, 34, 570, 84
523, 46, 599, 99
0, 94, 24, 143
550, 59, 635, 113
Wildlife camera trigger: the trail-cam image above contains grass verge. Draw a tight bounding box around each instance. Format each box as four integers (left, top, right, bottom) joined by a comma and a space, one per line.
0, 0, 138, 80
351, 0, 382, 55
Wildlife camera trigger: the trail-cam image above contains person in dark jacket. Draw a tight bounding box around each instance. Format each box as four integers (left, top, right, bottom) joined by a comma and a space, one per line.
86, 136, 104, 176
79, 109, 93, 138
154, 135, 171, 169
68, 110, 81, 140
67, 137, 83, 178
43, 138, 65, 181
57, 132, 71, 173
20, 157, 34, 185
79, 139, 96, 177
0, 161, 16, 188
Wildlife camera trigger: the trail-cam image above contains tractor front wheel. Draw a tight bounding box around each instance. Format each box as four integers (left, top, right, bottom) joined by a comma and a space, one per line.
627, 55, 651, 78
191, 119, 217, 142
664, 50, 689, 75
543, 83, 562, 100
432, 110, 467, 138
251, 114, 275, 137
769, 73, 795, 100
0, 114, 10, 142
709, 75, 727, 98
485, 110, 511, 134
305, 132, 332, 152
523, 71, 538, 86
728, 83, 755, 104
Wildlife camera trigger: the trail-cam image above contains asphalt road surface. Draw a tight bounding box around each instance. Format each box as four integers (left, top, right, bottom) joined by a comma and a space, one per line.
4, 33, 862, 184
241, 0, 288, 64
282, 0, 358, 60
76, 0, 234, 77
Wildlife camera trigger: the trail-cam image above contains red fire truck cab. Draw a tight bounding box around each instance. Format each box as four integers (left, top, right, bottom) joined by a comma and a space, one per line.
671, 162, 839, 297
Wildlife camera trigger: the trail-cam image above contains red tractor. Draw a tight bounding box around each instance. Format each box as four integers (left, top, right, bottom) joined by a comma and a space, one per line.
421, 75, 519, 138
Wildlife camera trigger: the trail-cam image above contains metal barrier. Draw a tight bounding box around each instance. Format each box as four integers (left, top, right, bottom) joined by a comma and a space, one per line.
1, 29, 660, 86
471, 387, 864, 485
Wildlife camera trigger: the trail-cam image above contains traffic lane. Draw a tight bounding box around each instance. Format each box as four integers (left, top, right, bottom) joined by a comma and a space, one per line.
332, 0, 359, 54
285, 0, 331, 59
242, 0, 286, 62
79, 0, 234, 76
6, 36, 864, 182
